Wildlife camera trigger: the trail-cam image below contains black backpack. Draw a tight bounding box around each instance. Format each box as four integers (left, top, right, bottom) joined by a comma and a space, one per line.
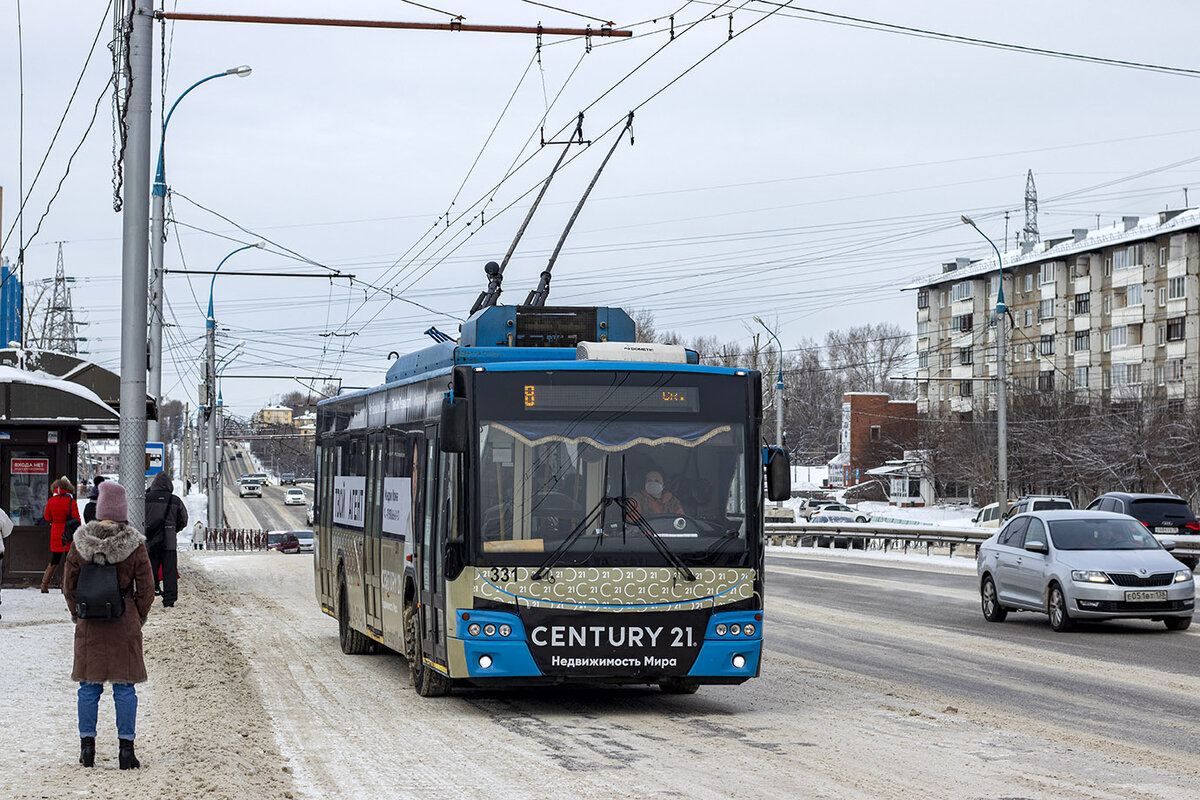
75, 560, 131, 620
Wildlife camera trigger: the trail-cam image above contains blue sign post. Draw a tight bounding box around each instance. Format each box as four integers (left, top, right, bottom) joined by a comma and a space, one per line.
145, 442, 165, 477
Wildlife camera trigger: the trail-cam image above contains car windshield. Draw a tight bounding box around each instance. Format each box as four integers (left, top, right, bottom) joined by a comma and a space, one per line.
1048, 518, 1163, 550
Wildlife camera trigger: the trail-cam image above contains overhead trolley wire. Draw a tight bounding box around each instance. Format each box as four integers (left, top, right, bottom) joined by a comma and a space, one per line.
743, 2, 1200, 79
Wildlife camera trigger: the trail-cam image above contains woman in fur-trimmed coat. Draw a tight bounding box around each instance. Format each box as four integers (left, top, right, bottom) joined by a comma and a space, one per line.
62, 481, 154, 770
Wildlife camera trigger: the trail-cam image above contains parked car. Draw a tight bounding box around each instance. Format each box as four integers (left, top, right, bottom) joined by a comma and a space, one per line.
238, 481, 262, 498
283, 488, 307, 506
1085, 492, 1200, 569
817, 503, 871, 523
809, 512, 866, 549
305, 503, 314, 526
977, 510, 1194, 631
291, 529, 314, 553
1003, 495, 1074, 519
800, 499, 836, 521
280, 473, 296, 485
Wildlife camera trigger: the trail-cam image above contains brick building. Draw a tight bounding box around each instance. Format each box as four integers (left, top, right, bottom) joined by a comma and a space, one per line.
827, 392, 917, 487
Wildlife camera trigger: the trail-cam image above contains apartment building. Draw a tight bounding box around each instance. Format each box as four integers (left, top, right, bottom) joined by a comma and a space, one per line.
252, 404, 294, 429
911, 209, 1200, 417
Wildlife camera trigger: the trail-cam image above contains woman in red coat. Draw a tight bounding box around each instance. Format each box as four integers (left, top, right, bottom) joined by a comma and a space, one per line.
41, 476, 81, 593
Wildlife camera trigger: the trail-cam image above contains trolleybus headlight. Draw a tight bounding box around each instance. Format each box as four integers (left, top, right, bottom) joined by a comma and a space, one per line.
484, 623, 497, 637
468, 623, 481, 636
715, 623, 728, 636
729, 624, 741, 636
731, 654, 747, 669
499, 624, 512, 637
743, 623, 756, 637
478, 655, 493, 669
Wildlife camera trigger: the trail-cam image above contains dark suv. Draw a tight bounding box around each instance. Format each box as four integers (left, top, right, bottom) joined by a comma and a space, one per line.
1086, 492, 1199, 569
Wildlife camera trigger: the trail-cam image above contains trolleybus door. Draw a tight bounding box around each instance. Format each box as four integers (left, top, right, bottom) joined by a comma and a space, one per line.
416, 427, 448, 668
363, 433, 384, 633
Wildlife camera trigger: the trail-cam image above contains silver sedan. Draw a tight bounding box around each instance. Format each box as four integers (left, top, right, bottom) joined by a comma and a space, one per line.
977, 510, 1194, 631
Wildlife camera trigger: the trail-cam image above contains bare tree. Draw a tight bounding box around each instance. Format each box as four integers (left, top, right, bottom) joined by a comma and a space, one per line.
825, 323, 913, 398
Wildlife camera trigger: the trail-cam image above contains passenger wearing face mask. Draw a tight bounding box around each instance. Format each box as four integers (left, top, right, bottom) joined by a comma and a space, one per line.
630, 469, 685, 517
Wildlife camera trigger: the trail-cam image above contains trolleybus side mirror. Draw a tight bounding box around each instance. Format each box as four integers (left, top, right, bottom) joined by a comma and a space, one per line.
764, 447, 791, 502
440, 396, 469, 453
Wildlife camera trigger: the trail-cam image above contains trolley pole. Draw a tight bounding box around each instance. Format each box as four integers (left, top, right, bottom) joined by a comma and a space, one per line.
118, 0, 153, 531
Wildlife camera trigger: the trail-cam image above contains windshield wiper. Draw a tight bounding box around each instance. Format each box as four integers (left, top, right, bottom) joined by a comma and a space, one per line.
531, 492, 612, 580
620, 500, 696, 582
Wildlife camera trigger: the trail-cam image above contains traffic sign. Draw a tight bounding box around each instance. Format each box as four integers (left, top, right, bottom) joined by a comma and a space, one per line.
145, 442, 165, 477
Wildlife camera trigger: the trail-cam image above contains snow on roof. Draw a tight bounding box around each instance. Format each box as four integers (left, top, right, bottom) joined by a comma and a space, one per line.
0, 364, 118, 418
907, 208, 1200, 290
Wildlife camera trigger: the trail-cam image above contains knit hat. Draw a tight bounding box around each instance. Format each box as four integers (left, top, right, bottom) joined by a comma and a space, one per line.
95, 481, 128, 523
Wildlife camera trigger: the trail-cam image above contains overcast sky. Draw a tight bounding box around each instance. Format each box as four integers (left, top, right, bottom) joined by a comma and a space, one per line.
4, 1, 1200, 416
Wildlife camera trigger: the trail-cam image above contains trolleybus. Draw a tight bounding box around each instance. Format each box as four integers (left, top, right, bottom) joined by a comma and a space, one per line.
314, 305, 789, 695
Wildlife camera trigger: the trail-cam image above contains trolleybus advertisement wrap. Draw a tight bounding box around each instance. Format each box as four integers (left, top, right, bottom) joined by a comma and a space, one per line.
521, 608, 707, 676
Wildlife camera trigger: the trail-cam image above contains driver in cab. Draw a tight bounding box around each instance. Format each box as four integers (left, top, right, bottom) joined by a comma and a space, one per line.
629, 469, 685, 517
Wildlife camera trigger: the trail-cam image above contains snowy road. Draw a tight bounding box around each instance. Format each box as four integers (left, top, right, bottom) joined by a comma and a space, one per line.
5, 547, 1196, 798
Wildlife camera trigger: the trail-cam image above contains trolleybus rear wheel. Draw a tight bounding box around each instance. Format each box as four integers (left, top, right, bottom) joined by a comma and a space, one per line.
338, 580, 371, 655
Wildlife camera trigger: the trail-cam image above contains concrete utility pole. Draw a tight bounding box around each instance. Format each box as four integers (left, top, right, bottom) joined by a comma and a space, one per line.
962, 216, 1009, 516
118, 0, 153, 531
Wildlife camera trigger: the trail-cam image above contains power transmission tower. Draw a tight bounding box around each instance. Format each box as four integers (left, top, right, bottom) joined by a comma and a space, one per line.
1022, 169, 1039, 246
46, 242, 80, 355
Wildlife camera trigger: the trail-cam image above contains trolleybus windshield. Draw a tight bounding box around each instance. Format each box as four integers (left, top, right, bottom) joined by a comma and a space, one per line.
475, 371, 752, 569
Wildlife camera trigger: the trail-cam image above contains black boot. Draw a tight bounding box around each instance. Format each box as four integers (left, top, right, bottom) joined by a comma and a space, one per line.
118, 739, 140, 770
79, 737, 95, 767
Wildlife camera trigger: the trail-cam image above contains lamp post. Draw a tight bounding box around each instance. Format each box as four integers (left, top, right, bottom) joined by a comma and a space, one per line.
206, 242, 262, 529
149, 65, 251, 444
753, 316, 785, 507
961, 215, 1009, 516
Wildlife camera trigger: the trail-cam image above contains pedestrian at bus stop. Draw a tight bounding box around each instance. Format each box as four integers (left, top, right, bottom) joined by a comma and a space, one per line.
41, 476, 82, 593
192, 520, 206, 550
144, 473, 187, 608
83, 476, 106, 523
63, 480, 154, 769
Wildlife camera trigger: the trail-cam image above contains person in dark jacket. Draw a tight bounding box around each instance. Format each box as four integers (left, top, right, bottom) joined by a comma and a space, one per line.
63, 481, 154, 769
82, 476, 106, 523
41, 476, 82, 593
144, 472, 187, 608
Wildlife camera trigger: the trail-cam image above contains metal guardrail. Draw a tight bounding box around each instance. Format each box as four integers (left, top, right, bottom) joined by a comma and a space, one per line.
765, 521, 1200, 561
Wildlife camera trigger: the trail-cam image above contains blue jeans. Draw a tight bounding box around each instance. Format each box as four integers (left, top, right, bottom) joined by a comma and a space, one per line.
77, 682, 137, 740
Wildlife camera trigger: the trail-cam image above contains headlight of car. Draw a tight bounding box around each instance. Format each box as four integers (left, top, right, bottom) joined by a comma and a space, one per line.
1071, 570, 1111, 583
1175, 570, 1194, 583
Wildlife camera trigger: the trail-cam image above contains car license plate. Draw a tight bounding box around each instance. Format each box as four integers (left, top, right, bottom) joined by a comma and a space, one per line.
1125, 590, 1168, 602
1154, 526, 1177, 534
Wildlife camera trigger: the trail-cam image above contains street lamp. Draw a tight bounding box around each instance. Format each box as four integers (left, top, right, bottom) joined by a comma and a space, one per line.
961, 215, 1009, 516
205, 242, 262, 530
149, 65, 252, 444
753, 316, 785, 507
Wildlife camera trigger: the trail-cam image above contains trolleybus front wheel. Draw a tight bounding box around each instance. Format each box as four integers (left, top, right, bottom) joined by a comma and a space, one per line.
338, 579, 371, 655
658, 678, 699, 694
404, 600, 450, 697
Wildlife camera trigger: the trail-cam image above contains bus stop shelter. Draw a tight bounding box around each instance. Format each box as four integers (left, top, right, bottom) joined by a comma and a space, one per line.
0, 350, 150, 587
